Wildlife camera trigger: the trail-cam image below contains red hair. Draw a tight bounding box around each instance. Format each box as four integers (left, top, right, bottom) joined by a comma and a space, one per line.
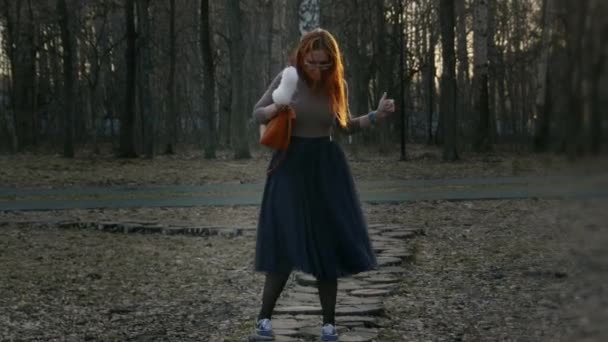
293, 29, 348, 128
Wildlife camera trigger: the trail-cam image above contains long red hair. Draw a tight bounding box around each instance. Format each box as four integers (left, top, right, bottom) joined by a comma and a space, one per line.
293, 29, 348, 128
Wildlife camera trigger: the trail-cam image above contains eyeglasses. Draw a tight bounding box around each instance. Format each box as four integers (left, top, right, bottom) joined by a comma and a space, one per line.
304, 61, 333, 71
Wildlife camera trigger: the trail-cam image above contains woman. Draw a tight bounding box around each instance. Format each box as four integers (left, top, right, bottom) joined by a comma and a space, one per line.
251, 28, 395, 341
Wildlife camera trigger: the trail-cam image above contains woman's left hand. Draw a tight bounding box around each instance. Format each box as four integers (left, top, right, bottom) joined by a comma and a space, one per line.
376, 92, 396, 119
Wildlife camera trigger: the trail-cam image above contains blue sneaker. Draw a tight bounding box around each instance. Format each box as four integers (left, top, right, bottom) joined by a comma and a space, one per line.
320, 323, 338, 341
253, 318, 274, 340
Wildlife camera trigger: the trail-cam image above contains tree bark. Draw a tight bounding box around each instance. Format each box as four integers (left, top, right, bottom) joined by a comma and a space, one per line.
57, 0, 75, 158
0, 1, 19, 152
473, 0, 491, 152
165, 0, 177, 155
562, 0, 589, 159
137, 0, 154, 158
200, 0, 217, 159
455, 0, 470, 140
439, 0, 459, 161
119, 0, 137, 158
533, 0, 554, 151
227, 0, 250, 159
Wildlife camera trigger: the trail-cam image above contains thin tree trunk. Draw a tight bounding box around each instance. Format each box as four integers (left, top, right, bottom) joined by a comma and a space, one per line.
563, 0, 589, 159
590, 28, 607, 154
227, 0, 250, 159
200, 0, 217, 159
427, 10, 437, 145
456, 0, 470, 140
473, 0, 491, 152
0, 2, 18, 152
270, 0, 287, 76
137, 0, 154, 158
165, 0, 177, 155
57, 0, 75, 158
534, 0, 553, 152
120, 0, 137, 158
440, 0, 459, 161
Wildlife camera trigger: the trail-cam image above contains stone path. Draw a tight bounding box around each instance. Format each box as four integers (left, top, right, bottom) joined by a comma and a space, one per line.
249, 223, 422, 342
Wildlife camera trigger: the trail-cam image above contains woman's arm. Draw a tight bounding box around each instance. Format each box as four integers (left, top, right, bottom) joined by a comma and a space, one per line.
335, 81, 394, 135
252, 71, 284, 125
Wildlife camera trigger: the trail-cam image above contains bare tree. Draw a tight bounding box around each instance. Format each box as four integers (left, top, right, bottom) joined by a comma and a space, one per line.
136, 0, 154, 158
0, 4, 18, 152
119, 0, 137, 158
473, 0, 491, 152
455, 0, 470, 139
588, 0, 607, 155
163, 0, 177, 155
533, 0, 554, 151
227, 0, 250, 159
439, 0, 459, 161
200, 0, 217, 159
57, 0, 75, 157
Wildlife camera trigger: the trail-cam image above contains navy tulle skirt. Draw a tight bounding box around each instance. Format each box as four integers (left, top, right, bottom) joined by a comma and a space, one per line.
255, 135, 377, 280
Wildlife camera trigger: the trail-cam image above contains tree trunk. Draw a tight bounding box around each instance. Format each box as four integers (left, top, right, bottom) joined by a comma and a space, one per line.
473, 0, 491, 152
120, 0, 137, 158
227, 0, 250, 159
57, 0, 75, 158
427, 10, 437, 145
270, 0, 288, 75
4, 0, 36, 149
456, 0, 470, 140
164, 0, 177, 155
439, 0, 459, 161
533, 0, 554, 151
0, 2, 18, 152
563, 0, 589, 159
137, 0, 154, 158
200, 0, 217, 159
590, 19, 607, 154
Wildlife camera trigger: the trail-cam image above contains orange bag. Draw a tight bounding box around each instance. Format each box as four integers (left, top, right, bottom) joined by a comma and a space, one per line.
259, 106, 296, 174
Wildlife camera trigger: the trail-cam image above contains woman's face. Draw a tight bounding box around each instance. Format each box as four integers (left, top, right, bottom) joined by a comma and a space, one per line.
303, 49, 332, 82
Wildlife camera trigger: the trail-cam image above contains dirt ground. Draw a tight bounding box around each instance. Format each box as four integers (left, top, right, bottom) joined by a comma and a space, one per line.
1, 146, 607, 341
1, 199, 607, 341
2, 143, 606, 188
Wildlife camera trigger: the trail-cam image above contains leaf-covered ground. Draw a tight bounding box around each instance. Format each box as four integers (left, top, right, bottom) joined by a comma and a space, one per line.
2, 144, 605, 188
1, 199, 606, 341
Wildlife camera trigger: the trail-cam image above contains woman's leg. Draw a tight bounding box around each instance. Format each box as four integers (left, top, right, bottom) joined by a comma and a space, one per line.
317, 278, 338, 325
258, 272, 291, 320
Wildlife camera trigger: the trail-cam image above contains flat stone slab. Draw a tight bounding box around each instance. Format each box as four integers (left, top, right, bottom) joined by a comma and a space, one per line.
336, 315, 380, 327
274, 306, 321, 315
353, 267, 408, 278
340, 330, 378, 342
365, 276, 400, 284
295, 273, 317, 286
338, 280, 370, 290
292, 285, 317, 294
273, 329, 299, 337
286, 292, 319, 303
273, 336, 300, 342
350, 289, 393, 297
382, 231, 417, 239
335, 304, 384, 316
371, 236, 404, 243
339, 296, 384, 305
272, 318, 305, 330
376, 256, 403, 266
365, 283, 398, 290
380, 251, 413, 260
